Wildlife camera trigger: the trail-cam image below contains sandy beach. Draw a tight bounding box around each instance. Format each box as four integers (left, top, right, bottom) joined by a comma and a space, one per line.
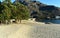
0, 22, 60, 38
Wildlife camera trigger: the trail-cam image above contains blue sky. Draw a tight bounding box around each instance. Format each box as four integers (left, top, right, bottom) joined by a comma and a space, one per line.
0, 0, 15, 2
37, 0, 60, 7
0, 0, 60, 7
11, 0, 15, 2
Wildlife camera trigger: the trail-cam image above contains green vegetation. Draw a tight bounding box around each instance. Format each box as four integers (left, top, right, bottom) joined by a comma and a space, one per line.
0, 0, 60, 24
0, 0, 30, 24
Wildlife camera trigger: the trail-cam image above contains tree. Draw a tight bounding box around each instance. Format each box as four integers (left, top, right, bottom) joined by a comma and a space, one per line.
0, 1, 30, 24
0, 2, 5, 23
2, 4, 11, 24
14, 2, 30, 23
3, 0, 11, 3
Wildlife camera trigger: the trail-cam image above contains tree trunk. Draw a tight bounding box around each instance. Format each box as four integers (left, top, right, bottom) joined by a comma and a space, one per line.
20, 20, 21, 23
0, 21, 2, 24
16, 20, 20, 24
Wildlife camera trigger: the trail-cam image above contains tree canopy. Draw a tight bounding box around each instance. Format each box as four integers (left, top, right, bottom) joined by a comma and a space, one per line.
0, 1, 30, 24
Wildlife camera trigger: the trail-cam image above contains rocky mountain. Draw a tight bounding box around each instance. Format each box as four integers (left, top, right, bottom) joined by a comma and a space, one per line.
14, 0, 60, 19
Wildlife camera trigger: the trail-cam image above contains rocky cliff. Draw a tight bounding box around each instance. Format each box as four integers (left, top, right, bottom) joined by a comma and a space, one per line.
14, 0, 60, 19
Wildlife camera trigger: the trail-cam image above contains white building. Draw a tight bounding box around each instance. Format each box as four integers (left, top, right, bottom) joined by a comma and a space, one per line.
56, 16, 60, 19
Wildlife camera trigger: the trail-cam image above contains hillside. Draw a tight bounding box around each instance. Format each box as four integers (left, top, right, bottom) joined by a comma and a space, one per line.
14, 0, 60, 19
